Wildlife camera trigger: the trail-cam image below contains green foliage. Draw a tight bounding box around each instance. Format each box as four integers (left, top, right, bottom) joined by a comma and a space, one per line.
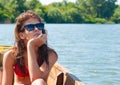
25, 0, 41, 11
62, 8, 83, 23
111, 7, 120, 23
25, 0, 45, 19
0, 3, 5, 23
47, 8, 63, 23
0, 0, 119, 23
94, 18, 108, 24
76, 0, 117, 23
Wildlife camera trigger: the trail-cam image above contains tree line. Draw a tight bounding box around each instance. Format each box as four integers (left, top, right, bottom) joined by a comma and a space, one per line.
0, 0, 120, 24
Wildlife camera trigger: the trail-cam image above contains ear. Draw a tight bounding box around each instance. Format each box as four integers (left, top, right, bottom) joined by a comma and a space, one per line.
19, 32, 25, 39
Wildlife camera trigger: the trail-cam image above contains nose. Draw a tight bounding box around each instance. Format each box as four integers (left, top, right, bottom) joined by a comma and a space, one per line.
34, 26, 39, 31
34, 26, 42, 33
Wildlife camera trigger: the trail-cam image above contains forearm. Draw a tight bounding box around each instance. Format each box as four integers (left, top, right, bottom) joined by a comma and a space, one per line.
27, 34, 48, 82
27, 43, 42, 82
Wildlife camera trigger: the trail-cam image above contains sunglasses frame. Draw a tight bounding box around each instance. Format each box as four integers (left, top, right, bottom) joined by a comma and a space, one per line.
24, 23, 44, 31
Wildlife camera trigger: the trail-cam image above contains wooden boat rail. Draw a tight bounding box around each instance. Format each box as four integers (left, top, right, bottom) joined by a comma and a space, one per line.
48, 63, 84, 85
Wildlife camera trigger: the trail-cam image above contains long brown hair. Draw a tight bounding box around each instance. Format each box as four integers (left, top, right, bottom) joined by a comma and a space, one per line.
14, 10, 49, 74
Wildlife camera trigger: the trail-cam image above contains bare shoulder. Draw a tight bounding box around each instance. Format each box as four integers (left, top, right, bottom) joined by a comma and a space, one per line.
3, 49, 15, 67
48, 48, 58, 66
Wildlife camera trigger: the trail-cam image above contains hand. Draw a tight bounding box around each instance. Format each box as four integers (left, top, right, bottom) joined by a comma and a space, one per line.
27, 33, 47, 48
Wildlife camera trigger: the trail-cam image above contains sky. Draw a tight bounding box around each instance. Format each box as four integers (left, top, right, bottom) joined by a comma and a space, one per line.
39, 0, 120, 5
39, 0, 77, 5
116, 0, 120, 5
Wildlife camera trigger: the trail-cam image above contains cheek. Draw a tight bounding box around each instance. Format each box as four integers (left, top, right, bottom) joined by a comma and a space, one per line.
26, 34, 34, 40
24, 31, 34, 40
26, 34, 32, 40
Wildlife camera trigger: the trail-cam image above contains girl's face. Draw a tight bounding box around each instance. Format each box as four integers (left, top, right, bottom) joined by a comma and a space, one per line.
20, 18, 43, 41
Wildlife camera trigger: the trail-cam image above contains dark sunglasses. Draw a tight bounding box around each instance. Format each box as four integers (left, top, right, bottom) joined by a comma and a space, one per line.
24, 23, 44, 31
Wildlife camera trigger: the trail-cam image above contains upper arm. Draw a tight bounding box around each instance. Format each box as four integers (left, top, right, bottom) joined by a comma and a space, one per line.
39, 50, 58, 80
48, 50, 58, 70
2, 50, 14, 85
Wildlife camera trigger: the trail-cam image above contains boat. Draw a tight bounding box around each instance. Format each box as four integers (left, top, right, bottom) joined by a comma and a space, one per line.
0, 45, 84, 85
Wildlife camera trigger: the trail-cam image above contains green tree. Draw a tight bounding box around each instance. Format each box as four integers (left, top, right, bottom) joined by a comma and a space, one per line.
0, 2, 6, 23
111, 7, 120, 23
76, 0, 117, 23
25, 0, 45, 19
25, 0, 42, 11
5, 0, 27, 16
99, 0, 117, 19
62, 8, 83, 23
47, 8, 63, 23
0, 0, 118, 23
0, 0, 15, 23
0, 0, 27, 22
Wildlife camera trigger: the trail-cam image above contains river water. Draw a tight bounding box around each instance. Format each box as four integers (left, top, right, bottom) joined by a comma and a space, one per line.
0, 24, 120, 85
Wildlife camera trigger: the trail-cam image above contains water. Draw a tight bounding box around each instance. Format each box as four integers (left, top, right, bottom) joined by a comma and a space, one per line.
0, 24, 120, 85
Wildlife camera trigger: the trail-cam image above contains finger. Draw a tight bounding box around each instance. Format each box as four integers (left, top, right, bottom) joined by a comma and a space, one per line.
38, 33, 43, 37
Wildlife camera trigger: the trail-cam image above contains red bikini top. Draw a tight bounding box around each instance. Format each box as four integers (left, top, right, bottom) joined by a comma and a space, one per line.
14, 57, 41, 77
14, 64, 29, 77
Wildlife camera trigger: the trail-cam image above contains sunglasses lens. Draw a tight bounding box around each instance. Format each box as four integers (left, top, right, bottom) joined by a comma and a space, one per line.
25, 24, 34, 31
24, 23, 44, 31
36, 23, 44, 30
